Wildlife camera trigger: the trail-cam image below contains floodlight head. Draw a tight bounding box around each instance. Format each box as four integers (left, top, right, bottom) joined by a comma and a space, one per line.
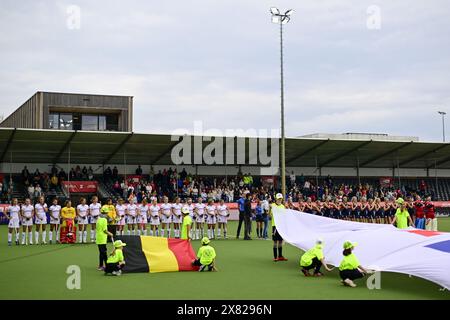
270, 7, 280, 15
271, 15, 281, 23
281, 16, 291, 24
438, 111, 447, 115
285, 9, 293, 16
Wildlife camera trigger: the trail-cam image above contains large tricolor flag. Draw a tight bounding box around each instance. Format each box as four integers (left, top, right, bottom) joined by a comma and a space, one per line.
273, 208, 450, 289
117, 236, 198, 273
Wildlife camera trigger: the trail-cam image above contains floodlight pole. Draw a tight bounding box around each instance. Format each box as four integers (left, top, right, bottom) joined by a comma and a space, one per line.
279, 18, 286, 198
438, 111, 446, 142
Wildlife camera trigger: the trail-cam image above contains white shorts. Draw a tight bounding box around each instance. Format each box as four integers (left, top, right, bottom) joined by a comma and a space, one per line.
172, 215, 182, 224
78, 216, 89, 225
90, 215, 99, 224
426, 218, 438, 231
118, 216, 126, 226
150, 217, 160, 226
127, 216, 137, 224
22, 218, 33, 226
50, 217, 60, 225
161, 216, 172, 224
217, 215, 228, 224
137, 215, 148, 224
196, 215, 205, 224
35, 216, 48, 225
206, 216, 216, 224
8, 218, 20, 228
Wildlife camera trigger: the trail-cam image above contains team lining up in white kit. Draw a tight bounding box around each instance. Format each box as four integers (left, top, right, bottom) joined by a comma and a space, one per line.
5, 195, 230, 245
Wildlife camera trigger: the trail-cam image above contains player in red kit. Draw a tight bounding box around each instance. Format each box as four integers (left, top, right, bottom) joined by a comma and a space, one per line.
424, 196, 437, 231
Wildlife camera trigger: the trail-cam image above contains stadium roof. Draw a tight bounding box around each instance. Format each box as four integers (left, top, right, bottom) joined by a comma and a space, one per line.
1, 128, 450, 169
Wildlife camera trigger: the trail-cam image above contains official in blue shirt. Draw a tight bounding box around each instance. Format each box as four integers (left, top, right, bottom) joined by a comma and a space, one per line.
236, 196, 246, 239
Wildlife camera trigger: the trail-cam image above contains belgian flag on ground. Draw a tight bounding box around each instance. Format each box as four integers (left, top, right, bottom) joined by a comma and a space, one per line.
116, 236, 199, 273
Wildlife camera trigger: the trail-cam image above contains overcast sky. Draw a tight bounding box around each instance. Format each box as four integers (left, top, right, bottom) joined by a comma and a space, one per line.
0, 0, 449, 142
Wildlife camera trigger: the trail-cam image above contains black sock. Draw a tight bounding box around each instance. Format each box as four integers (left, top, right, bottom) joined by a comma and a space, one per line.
278, 247, 283, 258
273, 247, 278, 259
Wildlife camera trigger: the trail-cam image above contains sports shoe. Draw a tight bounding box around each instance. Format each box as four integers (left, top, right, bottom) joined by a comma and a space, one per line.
273, 258, 278, 262
301, 268, 310, 277
8, 242, 12, 246
42, 241, 47, 245
344, 279, 356, 287
49, 240, 52, 244
15, 240, 19, 245
97, 266, 105, 271
313, 272, 324, 277
278, 256, 288, 261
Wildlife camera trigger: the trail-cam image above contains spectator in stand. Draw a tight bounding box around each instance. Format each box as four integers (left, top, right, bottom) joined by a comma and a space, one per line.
50, 174, 58, 190
304, 180, 311, 193
120, 180, 127, 199
136, 165, 143, 175
51, 165, 58, 176
87, 166, 94, 180
33, 169, 41, 185
180, 168, 187, 181
127, 183, 135, 198
69, 168, 76, 180
75, 166, 83, 180
27, 184, 35, 200
103, 166, 112, 180
82, 166, 88, 179
41, 173, 49, 191
113, 181, 121, 194
21, 166, 30, 183
148, 166, 154, 181
34, 184, 43, 199
326, 175, 333, 188
58, 168, 67, 183
419, 180, 427, 197
289, 171, 296, 187
112, 166, 119, 180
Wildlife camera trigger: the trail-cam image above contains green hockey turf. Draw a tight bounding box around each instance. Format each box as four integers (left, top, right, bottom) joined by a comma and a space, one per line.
0, 218, 449, 300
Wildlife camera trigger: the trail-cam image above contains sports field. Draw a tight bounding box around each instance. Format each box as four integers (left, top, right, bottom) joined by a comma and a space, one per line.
0, 219, 449, 300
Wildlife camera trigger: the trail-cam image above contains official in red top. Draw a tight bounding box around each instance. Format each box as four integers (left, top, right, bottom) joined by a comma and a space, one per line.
424, 196, 438, 231
413, 196, 425, 230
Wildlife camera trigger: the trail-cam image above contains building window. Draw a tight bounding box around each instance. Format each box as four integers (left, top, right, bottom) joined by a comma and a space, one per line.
99, 115, 106, 131
59, 113, 73, 130
48, 113, 59, 129
82, 114, 99, 131
106, 114, 119, 131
